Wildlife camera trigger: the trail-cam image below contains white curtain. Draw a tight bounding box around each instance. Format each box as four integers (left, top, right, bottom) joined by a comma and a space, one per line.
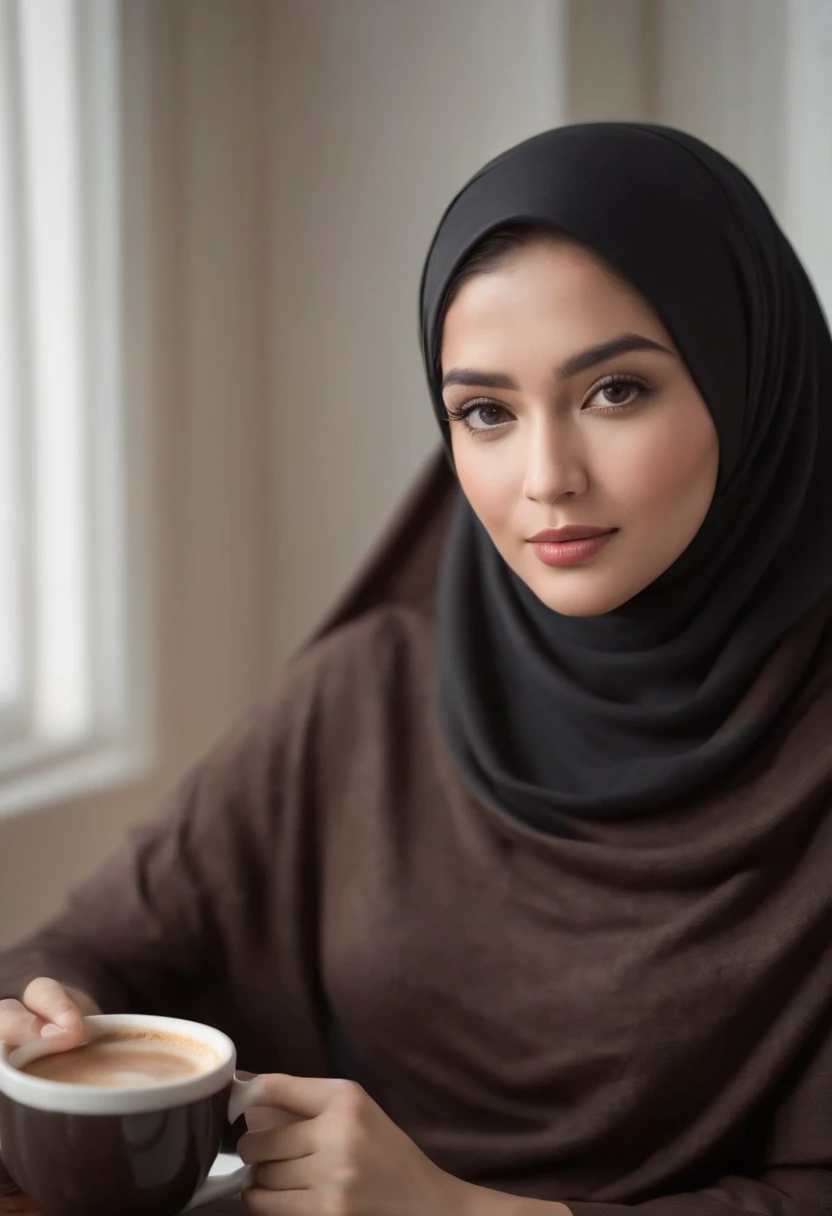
0, 0, 131, 809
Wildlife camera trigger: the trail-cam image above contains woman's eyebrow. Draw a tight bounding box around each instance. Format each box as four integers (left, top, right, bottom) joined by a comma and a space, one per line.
441, 368, 519, 391
557, 333, 675, 379
441, 334, 674, 393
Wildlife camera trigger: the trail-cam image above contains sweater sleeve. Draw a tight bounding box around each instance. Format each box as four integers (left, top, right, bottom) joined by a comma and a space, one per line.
0, 652, 315, 1023
566, 1014, 832, 1216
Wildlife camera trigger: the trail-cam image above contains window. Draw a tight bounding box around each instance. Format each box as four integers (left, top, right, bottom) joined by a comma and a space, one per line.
0, 0, 148, 817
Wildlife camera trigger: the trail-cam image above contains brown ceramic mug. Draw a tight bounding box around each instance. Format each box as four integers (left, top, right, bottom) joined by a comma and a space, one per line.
0, 1013, 266, 1216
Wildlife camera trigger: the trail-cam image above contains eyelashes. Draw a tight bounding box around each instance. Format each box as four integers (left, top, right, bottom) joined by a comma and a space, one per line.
586, 373, 651, 410
444, 400, 512, 428
443, 373, 653, 436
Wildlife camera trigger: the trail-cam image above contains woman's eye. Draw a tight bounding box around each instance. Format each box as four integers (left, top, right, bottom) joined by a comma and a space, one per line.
445, 400, 513, 431
468, 403, 511, 428
585, 376, 647, 410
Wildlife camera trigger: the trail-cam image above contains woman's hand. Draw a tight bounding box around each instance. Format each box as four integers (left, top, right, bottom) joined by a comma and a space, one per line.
238, 1074, 468, 1216
0, 977, 99, 1054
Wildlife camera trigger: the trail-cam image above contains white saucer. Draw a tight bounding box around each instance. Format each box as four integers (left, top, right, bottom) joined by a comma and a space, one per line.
181, 1152, 253, 1211
209, 1154, 244, 1178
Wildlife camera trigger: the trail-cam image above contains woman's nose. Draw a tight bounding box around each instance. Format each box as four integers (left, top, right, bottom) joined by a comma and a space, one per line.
522, 417, 589, 504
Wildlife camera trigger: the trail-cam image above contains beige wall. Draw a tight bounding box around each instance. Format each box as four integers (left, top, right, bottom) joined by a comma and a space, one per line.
0, 0, 564, 945
267, 0, 564, 663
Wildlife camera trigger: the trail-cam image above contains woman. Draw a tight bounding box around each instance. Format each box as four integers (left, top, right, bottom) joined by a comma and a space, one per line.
1, 124, 831, 1215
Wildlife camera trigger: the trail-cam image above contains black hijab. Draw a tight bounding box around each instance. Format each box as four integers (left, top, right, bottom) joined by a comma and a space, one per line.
419, 123, 832, 832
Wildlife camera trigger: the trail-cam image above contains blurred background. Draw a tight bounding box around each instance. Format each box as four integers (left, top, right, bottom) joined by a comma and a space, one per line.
0, 0, 830, 946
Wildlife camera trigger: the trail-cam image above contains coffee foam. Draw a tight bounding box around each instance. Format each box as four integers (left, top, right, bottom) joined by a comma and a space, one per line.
21, 1029, 220, 1089
96, 1029, 219, 1059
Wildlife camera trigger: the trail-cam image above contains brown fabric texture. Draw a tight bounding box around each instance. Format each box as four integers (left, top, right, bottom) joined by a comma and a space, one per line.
1, 452, 832, 1214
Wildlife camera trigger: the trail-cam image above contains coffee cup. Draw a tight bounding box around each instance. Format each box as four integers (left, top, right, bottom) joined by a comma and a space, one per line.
0, 1013, 267, 1216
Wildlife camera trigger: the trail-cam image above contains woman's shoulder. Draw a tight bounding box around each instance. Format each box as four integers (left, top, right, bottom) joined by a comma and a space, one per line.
186, 605, 437, 818
250, 604, 436, 741
290, 602, 435, 690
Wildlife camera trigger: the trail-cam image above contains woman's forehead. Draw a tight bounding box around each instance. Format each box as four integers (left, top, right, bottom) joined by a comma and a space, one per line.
441, 242, 672, 368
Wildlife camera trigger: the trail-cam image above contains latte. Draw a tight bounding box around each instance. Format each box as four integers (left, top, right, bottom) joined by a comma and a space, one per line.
21, 1030, 217, 1088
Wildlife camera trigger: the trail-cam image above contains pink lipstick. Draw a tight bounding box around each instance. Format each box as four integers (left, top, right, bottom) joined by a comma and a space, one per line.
527, 526, 618, 567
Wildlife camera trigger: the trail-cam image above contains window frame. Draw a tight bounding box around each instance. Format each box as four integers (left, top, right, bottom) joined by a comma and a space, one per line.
0, 0, 152, 820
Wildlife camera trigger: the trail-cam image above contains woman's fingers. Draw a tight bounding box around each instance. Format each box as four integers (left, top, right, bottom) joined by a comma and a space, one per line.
19, 978, 86, 1051
239, 1117, 317, 1166
236, 1070, 286, 1132
245, 1105, 299, 1134
252, 1156, 315, 1192
22, 978, 84, 1031
253, 1073, 352, 1119
0, 998, 46, 1049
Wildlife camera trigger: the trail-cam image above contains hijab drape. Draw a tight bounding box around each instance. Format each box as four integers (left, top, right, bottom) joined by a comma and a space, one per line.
417, 123, 832, 831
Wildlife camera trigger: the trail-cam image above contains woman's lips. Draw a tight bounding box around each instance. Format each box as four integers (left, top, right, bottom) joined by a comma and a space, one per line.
527, 528, 618, 567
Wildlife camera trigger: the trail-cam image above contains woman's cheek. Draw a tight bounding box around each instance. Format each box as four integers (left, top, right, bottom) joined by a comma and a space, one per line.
455, 441, 519, 532
603, 418, 714, 513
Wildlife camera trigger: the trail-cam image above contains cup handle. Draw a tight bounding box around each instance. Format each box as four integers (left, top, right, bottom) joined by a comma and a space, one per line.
182, 1073, 266, 1211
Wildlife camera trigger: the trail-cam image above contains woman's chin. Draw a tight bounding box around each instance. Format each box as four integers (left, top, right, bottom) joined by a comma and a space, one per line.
521, 565, 645, 617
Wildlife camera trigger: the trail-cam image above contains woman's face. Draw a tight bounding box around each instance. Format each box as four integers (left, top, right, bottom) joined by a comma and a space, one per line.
441, 239, 720, 616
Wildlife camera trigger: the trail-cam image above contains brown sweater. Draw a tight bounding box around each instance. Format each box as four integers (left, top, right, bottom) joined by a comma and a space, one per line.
2, 603, 832, 1215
